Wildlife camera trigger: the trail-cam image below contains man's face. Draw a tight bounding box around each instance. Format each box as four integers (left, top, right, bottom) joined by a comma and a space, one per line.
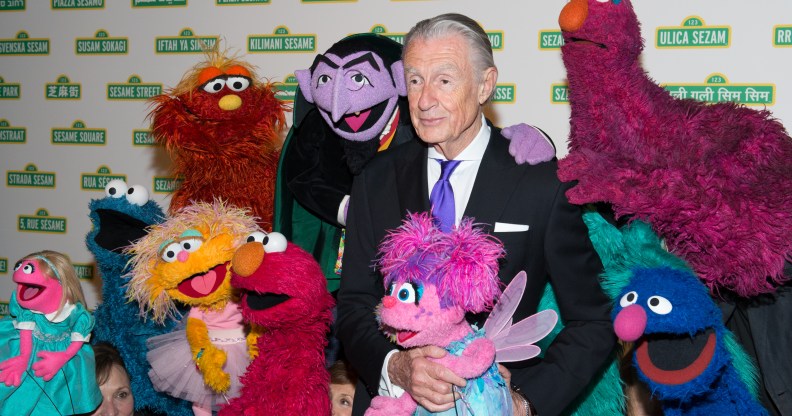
404, 34, 493, 151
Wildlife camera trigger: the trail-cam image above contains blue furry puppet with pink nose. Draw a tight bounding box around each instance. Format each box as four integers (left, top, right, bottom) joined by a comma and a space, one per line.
583, 212, 768, 416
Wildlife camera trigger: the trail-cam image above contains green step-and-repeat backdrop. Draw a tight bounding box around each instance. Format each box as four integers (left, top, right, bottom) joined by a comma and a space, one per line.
1, 0, 790, 311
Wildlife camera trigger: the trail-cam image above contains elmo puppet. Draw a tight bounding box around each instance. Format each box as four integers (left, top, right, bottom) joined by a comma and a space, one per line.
220, 230, 335, 416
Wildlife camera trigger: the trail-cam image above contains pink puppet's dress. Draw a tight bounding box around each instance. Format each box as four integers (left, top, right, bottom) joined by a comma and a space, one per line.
0, 293, 102, 415
416, 328, 512, 416
147, 301, 249, 411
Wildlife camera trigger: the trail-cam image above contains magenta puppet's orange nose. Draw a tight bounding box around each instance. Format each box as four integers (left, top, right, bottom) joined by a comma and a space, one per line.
559, 0, 589, 32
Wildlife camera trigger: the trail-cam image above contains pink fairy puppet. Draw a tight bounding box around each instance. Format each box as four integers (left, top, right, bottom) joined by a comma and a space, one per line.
0, 250, 102, 416
366, 213, 557, 416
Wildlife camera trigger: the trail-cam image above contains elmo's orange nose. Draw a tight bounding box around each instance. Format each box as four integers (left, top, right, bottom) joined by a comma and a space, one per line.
231, 242, 264, 277
559, 0, 589, 32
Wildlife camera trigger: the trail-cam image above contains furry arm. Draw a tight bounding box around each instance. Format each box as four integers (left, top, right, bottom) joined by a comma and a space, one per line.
366, 391, 418, 416
186, 316, 230, 393
246, 324, 264, 359
151, 96, 204, 147
431, 338, 496, 380
32, 340, 83, 381
0, 329, 33, 387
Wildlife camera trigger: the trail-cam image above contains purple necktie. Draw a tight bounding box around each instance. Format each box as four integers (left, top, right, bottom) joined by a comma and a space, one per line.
430, 159, 461, 232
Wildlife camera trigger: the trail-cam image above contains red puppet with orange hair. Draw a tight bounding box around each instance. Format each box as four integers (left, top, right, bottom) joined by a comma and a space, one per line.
149, 46, 287, 230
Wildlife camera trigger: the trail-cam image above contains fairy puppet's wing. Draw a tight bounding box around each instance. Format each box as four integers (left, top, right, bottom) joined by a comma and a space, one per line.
483, 271, 558, 363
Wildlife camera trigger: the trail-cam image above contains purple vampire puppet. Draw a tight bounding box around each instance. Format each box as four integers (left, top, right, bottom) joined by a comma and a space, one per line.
273, 34, 412, 293
273, 33, 555, 293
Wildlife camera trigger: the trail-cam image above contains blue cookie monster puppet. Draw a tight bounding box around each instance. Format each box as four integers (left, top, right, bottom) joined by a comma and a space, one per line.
583, 212, 768, 416
86, 179, 192, 416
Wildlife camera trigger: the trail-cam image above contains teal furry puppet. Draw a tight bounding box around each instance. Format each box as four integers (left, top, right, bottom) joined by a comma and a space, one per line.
583, 212, 767, 415
86, 179, 192, 416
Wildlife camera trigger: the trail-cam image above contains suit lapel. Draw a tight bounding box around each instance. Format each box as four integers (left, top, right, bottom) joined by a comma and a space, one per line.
463, 128, 525, 232
395, 140, 430, 215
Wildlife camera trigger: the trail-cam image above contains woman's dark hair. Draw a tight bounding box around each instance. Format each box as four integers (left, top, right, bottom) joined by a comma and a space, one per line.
93, 342, 128, 385
329, 360, 358, 386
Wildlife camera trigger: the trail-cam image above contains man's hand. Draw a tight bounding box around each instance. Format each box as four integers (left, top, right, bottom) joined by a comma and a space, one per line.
511, 389, 529, 416
500, 365, 533, 416
498, 364, 512, 387
388, 346, 466, 412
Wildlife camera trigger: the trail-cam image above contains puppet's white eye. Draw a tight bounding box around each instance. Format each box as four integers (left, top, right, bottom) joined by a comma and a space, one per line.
125, 185, 149, 206
105, 179, 128, 198
226, 76, 250, 92
262, 232, 287, 253
202, 78, 226, 93
160, 242, 182, 263
619, 291, 638, 308
350, 73, 370, 88
647, 296, 673, 315
395, 283, 416, 304
180, 238, 203, 253
13, 261, 22, 271
596, 0, 609, 2
317, 74, 331, 86
22, 263, 34, 274
246, 231, 267, 244
245, 231, 287, 253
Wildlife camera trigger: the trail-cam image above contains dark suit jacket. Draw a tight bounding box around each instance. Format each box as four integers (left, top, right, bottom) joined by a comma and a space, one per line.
337, 125, 616, 416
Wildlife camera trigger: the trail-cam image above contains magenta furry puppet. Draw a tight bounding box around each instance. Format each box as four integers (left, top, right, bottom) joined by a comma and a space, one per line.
219, 231, 334, 416
557, 0, 792, 297
366, 213, 557, 416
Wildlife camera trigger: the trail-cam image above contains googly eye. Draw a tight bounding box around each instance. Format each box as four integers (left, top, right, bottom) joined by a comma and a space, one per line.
105, 179, 128, 198
160, 242, 182, 263
14, 261, 23, 271
202, 78, 226, 93
125, 185, 149, 206
317, 74, 331, 86
225, 76, 250, 92
262, 232, 288, 253
619, 291, 639, 308
385, 283, 395, 296
647, 296, 673, 315
350, 73, 370, 88
21, 263, 35, 274
246, 231, 267, 244
395, 283, 416, 304
180, 238, 203, 253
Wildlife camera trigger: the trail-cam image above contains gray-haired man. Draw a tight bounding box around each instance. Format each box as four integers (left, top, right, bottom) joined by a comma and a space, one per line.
337, 13, 615, 416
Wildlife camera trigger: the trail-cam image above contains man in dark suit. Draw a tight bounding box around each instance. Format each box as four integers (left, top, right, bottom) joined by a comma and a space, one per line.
336, 13, 616, 416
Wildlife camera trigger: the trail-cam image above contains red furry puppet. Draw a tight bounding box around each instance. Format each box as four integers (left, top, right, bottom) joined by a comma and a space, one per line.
219, 230, 335, 416
149, 47, 287, 230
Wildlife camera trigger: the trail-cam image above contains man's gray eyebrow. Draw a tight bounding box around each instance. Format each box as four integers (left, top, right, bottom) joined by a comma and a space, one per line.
404, 63, 461, 75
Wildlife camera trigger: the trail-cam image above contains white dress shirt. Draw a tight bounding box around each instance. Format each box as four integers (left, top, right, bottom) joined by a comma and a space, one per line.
378, 114, 491, 398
